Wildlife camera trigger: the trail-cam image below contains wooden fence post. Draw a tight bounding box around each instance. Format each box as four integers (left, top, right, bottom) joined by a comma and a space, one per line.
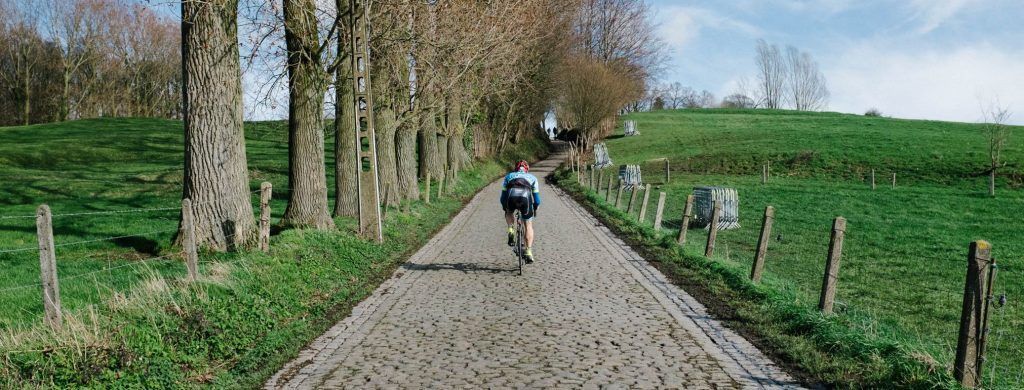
704, 200, 722, 257
181, 199, 199, 281
605, 175, 614, 202
589, 166, 595, 190
578, 155, 583, 185
424, 172, 431, 203
871, 169, 876, 190
626, 185, 640, 214
597, 168, 603, 192
615, 181, 624, 208
750, 206, 775, 283
892, 173, 896, 189
638, 184, 652, 223
653, 192, 667, 231
36, 204, 61, 330
762, 164, 767, 184
954, 240, 994, 388
259, 182, 272, 253
664, 159, 670, 183
818, 217, 846, 314
677, 194, 694, 245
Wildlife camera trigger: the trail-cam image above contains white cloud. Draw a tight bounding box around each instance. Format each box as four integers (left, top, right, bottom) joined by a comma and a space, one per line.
826, 43, 1024, 124
734, 0, 855, 16
657, 6, 761, 51
905, 0, 978, 34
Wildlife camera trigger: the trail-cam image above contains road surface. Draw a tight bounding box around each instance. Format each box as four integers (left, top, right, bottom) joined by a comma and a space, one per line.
267, 148, 800, 389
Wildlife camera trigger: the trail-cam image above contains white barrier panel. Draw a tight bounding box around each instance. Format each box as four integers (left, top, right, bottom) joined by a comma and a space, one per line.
691, 186, 740, 230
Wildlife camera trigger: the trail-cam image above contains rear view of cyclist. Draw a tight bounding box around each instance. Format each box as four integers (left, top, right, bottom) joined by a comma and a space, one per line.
500, 160, 540, 263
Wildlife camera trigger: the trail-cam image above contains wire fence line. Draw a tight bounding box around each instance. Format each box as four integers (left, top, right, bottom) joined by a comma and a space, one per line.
0, 185, 270, 280
576, 167, 1024, 387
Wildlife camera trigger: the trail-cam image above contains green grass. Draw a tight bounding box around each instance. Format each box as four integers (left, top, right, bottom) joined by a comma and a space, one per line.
576, 109, 1023, 388
0, 118, 548, 387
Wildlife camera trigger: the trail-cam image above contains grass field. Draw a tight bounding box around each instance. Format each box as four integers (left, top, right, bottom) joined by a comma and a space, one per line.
0, 118, 547, 386
0, 118, 294, 328
587, 109, 1023, 388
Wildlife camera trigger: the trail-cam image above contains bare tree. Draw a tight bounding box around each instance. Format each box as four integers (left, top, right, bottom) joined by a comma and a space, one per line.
44, 0, 100, 121
180, 0, 256, 250
721, 93, 754, 108
785, 45, 828, 111
755, 39, 785, 109
981, 102, 1013, 196
663, 82, 690, 109
0, 0, 45, 125
697, 90, 715, 108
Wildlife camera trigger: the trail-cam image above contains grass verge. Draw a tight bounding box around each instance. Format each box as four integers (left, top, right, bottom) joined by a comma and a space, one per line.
0, 118, 547, 387
554, 168, 959, 389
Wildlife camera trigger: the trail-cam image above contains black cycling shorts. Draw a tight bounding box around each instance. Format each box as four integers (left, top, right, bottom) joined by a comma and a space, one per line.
504, 193, 535, 221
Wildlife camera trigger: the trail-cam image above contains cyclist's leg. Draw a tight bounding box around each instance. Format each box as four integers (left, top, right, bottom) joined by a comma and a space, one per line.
523, 204, 536, 260
525, 220, 534, 249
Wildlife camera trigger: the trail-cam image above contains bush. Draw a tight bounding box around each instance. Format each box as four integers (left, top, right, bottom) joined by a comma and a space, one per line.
864, 108, 882, 117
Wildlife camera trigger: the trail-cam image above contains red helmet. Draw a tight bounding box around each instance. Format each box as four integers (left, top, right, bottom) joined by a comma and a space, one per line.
514, 160, 529, 172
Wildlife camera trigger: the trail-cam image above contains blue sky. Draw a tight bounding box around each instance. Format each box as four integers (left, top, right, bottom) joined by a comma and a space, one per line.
651, 0, 1024, 124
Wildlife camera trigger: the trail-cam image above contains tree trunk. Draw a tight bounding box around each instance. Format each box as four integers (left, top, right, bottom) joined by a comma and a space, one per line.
23, 73, 31, 125
375, 108, 399, 206
419, 113, 441, 179
437, 134, 449, 173
332, 2, 358, 218
447, 134, 462, 175
60, 72, 71, 122
989, 169, 996, 197
281, 0, 334, 229
179, 0, 256, 251
395, 117, 419, 200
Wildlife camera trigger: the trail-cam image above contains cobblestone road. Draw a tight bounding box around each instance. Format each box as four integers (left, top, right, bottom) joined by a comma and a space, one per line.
267, 150, 802, 389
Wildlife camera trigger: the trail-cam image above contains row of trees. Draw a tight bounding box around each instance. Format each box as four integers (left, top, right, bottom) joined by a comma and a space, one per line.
183, 0, 609, 249
640, 82, 717, 110
554, 0, 665, 148
748, 39, 829, 111
0, 0, 180, 126
628, 39, 829, 114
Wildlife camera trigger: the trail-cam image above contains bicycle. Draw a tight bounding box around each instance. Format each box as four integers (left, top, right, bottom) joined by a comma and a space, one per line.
512, 209, 526, 276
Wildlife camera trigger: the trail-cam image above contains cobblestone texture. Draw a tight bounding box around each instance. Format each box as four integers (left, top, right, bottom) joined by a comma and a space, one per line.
267, 150, 802, 389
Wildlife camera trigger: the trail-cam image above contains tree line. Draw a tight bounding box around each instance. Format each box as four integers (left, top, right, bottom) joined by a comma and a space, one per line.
182, 0, 664, 250
0, 0, 180, 126
632, 39, 829, 113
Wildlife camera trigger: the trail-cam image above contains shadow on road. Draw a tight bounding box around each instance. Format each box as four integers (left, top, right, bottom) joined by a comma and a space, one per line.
402, 262, 512, 274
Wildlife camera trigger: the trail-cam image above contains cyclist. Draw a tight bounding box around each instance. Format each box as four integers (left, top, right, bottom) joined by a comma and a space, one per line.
500, 160, 540, 263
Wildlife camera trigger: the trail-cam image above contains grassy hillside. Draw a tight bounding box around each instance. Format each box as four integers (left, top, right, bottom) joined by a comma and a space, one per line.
0, 118, 548, 387
0, 119, 291, 327
584, 109, 1023, 388
613, 109, 1023, 186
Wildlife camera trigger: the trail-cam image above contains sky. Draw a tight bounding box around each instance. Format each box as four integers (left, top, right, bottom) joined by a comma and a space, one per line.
651, 0, 1024, 124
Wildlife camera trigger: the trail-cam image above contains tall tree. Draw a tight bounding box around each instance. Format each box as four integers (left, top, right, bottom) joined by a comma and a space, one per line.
784, 45, 829, 111
44, 0, 99, 121
180, 0, 255, 250
281, 0, 334, 229
0, 0, 44, 126
332, 0, 358, 217
755, 39, 785, 109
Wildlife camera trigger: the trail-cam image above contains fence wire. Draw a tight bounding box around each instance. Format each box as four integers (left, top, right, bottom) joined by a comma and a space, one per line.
576, 168, 1024, 387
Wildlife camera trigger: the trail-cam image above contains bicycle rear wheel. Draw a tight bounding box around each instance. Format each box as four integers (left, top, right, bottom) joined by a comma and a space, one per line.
515, 212, 524, 275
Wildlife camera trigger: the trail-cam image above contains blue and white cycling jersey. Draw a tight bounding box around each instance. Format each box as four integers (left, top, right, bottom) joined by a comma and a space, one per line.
500, 171, 541, 206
